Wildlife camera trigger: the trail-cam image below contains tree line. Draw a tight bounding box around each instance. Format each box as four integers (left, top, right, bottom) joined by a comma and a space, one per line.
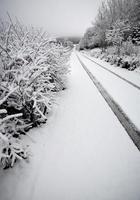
79, 0, 140, 51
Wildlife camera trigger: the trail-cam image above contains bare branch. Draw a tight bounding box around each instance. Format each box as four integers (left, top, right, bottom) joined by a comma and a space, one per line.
5, 24, 12, 50
7, 12, 21, 41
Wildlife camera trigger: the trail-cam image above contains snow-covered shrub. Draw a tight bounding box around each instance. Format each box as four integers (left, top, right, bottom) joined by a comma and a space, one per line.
131, 24, 140, 45
121, 40, 140, 56
88, 46, 140, 71
106, 46, 116, 55
0, 109, 28, 169
0, 17, 71, 169
90, 48, 102, 58
121, 56, 140, 70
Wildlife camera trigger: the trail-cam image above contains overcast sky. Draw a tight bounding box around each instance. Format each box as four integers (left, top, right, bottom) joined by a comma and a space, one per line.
0, 0, 102, 37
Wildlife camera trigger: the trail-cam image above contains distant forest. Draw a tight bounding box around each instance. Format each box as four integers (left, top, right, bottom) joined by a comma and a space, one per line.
57, 36, 81, 44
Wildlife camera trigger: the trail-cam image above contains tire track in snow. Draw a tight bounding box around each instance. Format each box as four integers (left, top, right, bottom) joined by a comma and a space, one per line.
76, 54, 140, 151
81, 53, 140, 91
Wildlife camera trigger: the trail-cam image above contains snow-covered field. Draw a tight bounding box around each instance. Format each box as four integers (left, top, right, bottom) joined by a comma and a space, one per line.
0, 52, 140, 200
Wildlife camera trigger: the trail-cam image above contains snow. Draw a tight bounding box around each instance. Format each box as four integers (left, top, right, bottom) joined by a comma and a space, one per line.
0, 52, 140, 200
79, 52, 140, 130
83, 52, 140, 86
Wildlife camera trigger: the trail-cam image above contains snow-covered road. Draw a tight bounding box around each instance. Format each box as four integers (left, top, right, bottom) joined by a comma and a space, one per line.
0, 52, 140, 200
77, 52, 140, 150
78, 52, 140, 131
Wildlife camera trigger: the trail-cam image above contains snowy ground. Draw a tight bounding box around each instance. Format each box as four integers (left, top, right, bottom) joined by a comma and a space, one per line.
78, 52, 140, 130
83, 51, 140, 86
0, 52, 140, 200
82, 51, 140, 85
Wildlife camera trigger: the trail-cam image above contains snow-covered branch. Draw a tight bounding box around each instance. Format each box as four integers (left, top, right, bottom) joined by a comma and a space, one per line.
0, 113, 23, 124
0, 17, 71, 169
0, 87, 19, 106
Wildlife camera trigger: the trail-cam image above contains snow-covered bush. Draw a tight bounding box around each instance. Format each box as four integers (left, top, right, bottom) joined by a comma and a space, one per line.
121, 40, 140, 56
88, 45, 140, 71
0, 17, 71, 169
131, 24, 140, 45
90, 48, 102, 58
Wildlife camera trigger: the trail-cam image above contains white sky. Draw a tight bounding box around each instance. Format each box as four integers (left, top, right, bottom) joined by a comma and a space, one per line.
0, 0, 102, 36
